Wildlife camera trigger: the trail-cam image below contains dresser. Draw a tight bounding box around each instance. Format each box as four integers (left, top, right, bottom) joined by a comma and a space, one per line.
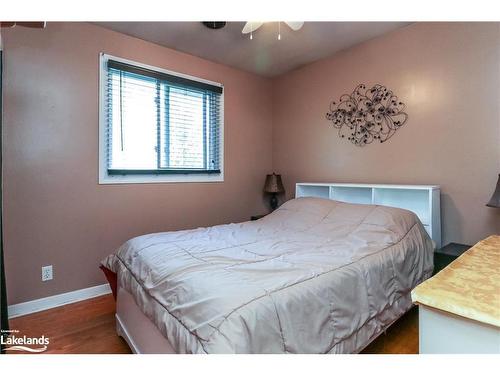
412, 235, 500, 353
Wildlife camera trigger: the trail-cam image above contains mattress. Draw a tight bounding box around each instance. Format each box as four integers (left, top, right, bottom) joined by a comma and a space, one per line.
102, 197, 434, 353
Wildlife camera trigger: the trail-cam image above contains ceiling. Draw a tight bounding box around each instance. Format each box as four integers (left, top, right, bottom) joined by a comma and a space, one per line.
95, 22, 410, 77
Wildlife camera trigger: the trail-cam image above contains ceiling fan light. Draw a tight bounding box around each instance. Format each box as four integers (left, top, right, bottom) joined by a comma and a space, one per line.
242, 21, 264, 34
285, 21, 304, 31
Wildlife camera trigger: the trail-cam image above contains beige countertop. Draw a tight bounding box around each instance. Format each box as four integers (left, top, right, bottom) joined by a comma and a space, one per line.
411, 235, 500, 328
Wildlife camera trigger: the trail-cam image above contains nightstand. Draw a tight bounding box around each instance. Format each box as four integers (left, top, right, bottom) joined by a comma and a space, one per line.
433, 243, 471, 275
251, 214, 268, 221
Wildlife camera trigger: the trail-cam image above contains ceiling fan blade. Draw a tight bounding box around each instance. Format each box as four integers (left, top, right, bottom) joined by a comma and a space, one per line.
0, 22, 46, 28
242, 22, 263, 34
284, 21, 304, 31
16, 22, 46, 28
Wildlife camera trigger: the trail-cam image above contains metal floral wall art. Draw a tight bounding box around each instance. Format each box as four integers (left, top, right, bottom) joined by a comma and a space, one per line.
325, 84, 408, 146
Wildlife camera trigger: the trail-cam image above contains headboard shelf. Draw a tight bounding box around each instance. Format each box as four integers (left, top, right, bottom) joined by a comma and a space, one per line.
296, 182, 441, 248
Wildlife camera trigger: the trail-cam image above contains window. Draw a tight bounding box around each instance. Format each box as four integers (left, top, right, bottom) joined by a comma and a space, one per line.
99, 54, 223, 184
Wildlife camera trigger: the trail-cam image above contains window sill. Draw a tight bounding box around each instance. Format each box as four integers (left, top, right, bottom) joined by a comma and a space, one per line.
98, 171, 224, 185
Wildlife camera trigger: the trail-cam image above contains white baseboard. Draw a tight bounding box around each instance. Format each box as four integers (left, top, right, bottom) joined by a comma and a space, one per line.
8, 283, 112, 319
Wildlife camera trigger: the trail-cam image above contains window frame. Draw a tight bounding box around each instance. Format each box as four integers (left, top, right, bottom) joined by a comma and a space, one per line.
98, 53, 224, 184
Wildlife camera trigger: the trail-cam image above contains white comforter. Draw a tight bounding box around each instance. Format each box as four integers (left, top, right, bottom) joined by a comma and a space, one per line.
102, 197, 434, 353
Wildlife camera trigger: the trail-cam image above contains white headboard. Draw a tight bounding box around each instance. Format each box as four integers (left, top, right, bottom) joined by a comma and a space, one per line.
296, 182, 441, 248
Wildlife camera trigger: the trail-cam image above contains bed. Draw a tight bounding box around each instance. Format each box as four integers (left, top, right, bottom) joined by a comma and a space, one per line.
101, 196, 434, 353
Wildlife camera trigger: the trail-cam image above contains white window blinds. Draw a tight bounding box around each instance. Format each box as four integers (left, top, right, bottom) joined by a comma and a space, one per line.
105, 59, 222, 175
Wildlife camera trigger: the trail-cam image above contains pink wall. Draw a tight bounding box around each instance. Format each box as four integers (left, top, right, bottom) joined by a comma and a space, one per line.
2, 23, 273, 304
3, 22, 500, 305
272, 22, 500, 246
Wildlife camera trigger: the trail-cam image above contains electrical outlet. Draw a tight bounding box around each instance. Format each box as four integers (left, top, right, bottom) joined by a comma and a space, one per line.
41, 265, 53, 282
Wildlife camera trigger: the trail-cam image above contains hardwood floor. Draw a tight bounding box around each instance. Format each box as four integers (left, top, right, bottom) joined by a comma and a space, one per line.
7, 294, 131, 354
362, 307, 419, 354
7, 294, 418, 354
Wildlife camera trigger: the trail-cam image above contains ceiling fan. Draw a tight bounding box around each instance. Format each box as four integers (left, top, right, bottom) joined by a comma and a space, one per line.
242, 21, 304, 39
0, 22, 46, 28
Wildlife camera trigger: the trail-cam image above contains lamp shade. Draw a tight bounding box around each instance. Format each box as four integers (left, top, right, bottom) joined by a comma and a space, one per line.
264, 173, 285, 194
486, 174, 500, 208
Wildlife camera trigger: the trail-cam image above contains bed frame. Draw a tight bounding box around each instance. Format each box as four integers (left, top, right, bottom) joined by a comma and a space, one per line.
114, 182, 441, 353
116, 286, 413, 354
116, 287, 175, 354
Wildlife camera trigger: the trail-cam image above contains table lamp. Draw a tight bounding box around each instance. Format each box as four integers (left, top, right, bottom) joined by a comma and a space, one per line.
264, 173, 285, 210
